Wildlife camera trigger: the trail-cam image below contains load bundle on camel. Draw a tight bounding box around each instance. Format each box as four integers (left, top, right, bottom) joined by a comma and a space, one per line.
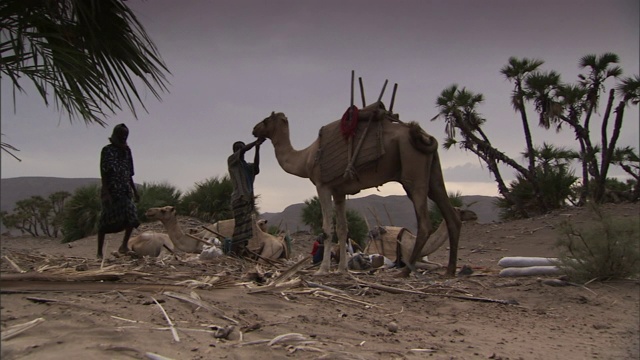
253, 73, 462, 276
365, 208, 477, 267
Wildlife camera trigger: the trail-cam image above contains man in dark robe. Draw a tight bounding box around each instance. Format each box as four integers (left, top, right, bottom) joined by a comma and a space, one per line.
97, 123, 140, 258
227, 137, 265, 256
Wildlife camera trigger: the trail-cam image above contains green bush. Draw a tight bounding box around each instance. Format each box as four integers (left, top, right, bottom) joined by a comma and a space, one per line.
179, 175, 233, 222
555, 204, 640, 282
61, 184, 101, 243
136, 182, 182, 221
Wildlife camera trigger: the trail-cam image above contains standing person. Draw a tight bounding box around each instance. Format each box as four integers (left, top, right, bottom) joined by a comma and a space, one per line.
227, 137, 265, 256
96, 123, 141, 258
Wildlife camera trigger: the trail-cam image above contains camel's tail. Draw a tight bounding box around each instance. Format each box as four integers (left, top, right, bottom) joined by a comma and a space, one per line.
408, 121, 438, 154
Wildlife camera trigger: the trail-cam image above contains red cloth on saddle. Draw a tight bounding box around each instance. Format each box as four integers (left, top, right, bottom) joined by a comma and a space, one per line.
340, 105, 359, 140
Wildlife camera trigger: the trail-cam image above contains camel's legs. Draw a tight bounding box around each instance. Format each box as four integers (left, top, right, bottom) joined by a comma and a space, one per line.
405, 184, 432, 274
428, 153, 461, 276
333, 194, 348, 273
317, 189, 334, 275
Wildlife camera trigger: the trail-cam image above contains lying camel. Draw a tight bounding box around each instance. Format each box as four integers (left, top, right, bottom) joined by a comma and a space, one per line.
126, 232, 175, 257
146, 206, 285, 261
366, 208, 477, 268
247, 215, 288, 262
145, 206, 211, 253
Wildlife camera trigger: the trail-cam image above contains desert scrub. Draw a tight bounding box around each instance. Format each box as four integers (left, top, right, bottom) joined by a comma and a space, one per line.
555, 204, 640, 282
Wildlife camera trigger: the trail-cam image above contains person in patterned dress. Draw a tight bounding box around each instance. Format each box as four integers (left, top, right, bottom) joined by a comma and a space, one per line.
227, 137, 265, 256
96, 123, 140, 258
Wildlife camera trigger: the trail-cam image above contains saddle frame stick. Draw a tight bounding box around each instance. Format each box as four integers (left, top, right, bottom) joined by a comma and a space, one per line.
349, 70, 355, 113
377, 79, 389, 102
186, 232, 215, 246
201, 225, 227, 240
359, 77, 366, 107
389, 83, 398, 112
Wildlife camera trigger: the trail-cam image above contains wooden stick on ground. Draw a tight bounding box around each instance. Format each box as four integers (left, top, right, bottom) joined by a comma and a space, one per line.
3, 255, 26, 273
151, 297, 180, 342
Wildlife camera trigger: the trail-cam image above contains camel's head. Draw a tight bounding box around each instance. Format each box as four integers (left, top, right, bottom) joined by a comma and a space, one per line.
253, 111, 287, 139
256, 218, 268, 232
145, 206, 176, 222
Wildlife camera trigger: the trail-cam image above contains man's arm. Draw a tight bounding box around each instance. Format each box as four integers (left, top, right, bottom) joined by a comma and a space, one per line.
253, 138, 265, 174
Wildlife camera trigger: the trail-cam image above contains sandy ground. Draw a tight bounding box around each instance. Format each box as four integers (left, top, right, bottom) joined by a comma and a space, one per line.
1, 203, 638, 360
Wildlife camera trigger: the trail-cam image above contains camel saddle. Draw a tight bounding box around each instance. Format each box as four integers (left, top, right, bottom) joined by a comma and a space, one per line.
318, 101, 388, 183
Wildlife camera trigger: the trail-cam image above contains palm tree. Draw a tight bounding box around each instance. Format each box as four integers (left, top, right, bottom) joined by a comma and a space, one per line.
594, 74, 640, 201
1, 0, 170, 157
432, 85, 529, 216
500, 57, 544, 176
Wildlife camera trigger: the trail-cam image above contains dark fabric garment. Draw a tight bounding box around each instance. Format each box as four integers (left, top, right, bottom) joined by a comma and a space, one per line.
312, 243, 325, 264
229, 197, 253, 255
227, 151, 258, 204
98, 143, 139, 233
227, 147, 259, 255
100, 144, 135, 198
98, 196, 140, 234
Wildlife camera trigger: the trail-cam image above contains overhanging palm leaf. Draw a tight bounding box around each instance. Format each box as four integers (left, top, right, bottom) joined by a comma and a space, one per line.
0, 0, 171, 127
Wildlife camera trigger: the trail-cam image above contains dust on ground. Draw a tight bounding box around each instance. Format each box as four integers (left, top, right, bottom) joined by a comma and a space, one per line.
1, 203, 638, 360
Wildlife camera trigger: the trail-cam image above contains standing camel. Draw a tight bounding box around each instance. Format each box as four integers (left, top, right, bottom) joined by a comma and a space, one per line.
252, 105, 461, 276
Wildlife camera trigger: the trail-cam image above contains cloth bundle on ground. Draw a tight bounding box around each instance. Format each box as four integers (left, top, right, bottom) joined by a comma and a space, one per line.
498, 256, 563, 277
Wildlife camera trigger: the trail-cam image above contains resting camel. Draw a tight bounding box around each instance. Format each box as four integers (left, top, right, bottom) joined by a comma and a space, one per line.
253, 105, 462, 276
126, 232, 174, 257
145, 206, 209, 253
367, 208, 477, 267
247, 215, 288, 262
145, 206, 286, 261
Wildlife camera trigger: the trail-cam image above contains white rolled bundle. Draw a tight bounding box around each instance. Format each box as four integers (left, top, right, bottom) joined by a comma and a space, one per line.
498, 256, 559, 268
499, 265, 562, 277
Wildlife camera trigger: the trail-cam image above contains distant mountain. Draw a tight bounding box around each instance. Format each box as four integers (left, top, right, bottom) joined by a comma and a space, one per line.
1, 177, 101, 212
1, 177, 500, 235
261, 194, 501, 234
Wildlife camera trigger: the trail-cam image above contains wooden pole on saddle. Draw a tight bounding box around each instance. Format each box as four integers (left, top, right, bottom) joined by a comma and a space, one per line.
389, 83, 398, 113
377, 79, 388, 102
345, 71, 355, 178
359, 77, 366, 107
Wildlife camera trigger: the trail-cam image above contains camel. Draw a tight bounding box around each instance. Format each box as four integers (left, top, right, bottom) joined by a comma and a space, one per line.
145, 206, 208, 253
145, 206, 286, 261
207, 219, 235, 239
253, 105, 462, 276
366, 208, 477, 268
246, 215, 288, 262
126, 232, 174, 257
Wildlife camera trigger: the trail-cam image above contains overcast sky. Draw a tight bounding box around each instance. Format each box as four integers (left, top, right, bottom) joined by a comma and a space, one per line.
1, 0, 639, 213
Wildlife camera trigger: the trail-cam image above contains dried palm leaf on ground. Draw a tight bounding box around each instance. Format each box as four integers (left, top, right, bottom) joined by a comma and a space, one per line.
1, 317, 45, 341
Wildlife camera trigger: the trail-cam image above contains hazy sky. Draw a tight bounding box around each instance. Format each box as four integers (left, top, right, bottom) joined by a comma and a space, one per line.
2, 0, 639, 213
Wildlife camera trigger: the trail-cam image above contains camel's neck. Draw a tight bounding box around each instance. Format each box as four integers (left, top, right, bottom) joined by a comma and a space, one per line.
270, 123, 315, 178
163, 217, 201, 252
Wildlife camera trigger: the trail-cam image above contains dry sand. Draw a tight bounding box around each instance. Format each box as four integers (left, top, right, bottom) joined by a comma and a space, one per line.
1, 203, 638, 360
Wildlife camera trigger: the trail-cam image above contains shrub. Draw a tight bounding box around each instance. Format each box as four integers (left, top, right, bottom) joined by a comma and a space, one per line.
136, 182, 182, 221
179, 176, 233, 222
61, 184, 101, 243
555, 204, 640, 282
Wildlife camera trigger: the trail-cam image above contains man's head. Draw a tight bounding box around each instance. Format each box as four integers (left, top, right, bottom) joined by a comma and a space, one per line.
110, 124, 129, 145
232, 141, 245, 153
